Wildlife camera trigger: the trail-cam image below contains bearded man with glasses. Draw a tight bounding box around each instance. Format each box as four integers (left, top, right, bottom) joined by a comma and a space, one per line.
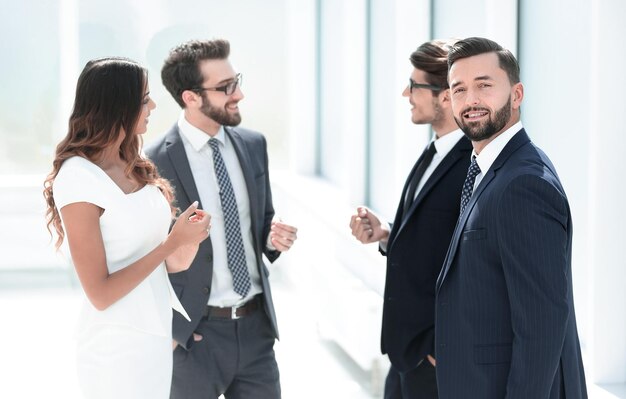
146, 39, 298, 399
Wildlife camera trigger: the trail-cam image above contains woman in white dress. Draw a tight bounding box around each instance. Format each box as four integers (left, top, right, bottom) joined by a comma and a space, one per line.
43, 57, 211, 398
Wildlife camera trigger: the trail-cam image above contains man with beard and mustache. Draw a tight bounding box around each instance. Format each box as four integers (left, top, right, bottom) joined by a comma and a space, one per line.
434, 37, 587, 399
145, 39, 298, 399
350, 39, 471, 399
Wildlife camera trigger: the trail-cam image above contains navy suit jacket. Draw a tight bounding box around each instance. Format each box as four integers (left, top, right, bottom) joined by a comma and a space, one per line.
381, 136, 472, 372
145, 124, 280, 349
435, 129, 587, 399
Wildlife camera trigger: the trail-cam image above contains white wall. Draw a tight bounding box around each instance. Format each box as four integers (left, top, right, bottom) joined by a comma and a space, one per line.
588, 0, 626, 385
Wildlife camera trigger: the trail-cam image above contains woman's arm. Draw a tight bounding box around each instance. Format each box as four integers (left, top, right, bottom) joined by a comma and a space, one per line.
165, 243, 200, 273
62, 201, 209, 310
165, 209, 210, 273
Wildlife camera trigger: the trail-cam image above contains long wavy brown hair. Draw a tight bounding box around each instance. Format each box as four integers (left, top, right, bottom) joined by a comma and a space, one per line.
43, 57, 175, 249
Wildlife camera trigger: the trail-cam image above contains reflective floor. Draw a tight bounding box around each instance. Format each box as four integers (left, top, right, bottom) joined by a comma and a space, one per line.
0, 267, 377, 399
2, 268, 623, 398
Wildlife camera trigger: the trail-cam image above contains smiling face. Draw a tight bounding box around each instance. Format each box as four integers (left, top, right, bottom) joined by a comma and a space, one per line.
402, 68, 445, 126
134, 83, 156, 135
449, 52, 523, 151
194, 59, 244, 132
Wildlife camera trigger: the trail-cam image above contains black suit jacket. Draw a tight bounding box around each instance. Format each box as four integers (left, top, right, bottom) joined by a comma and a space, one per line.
435, 129, 587, 399
145, 124, 280, 349
381, 135, 472, 372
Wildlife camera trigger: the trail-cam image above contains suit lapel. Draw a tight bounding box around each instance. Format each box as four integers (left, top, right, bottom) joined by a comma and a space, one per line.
164, 126, 202, 208
400, 147, 430, 211
437, 129, 531, 290
390, 138, 471, 250
387, 149, 428, 247
436, 168, 496, 289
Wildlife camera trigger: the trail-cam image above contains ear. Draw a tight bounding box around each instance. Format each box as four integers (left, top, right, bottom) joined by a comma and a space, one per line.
511, 82, 524, 110
438, 88, 451, 108
181, 90, 201, 109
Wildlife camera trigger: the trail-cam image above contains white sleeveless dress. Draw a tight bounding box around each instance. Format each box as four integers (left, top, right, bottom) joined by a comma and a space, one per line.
53, 156, 189, 399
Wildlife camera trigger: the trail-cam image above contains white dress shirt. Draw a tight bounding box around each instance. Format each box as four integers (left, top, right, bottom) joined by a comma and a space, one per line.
472, 121, 523, 190
178, 113, 262, 307
413, 129, 466, 198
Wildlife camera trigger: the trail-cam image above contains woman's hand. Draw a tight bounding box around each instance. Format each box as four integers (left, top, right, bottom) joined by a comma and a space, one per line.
165, 201, 211, 273
166, 201, 211, 249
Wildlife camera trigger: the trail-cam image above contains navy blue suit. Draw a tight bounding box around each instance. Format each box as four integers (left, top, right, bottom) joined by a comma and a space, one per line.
435, 129, 587, 399
383, 136, 471, 371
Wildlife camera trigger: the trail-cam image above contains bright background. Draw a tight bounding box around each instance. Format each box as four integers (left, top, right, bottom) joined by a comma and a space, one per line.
1, 0, 624, 398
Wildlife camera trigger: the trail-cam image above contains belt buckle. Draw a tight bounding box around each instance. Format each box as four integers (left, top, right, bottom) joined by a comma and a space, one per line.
231, 303, 242, 320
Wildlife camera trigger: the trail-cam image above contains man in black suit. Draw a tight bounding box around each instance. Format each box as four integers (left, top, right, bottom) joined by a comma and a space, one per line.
435, 37, 587, 399
145, 39, 297, 399
350, 39, 471, 399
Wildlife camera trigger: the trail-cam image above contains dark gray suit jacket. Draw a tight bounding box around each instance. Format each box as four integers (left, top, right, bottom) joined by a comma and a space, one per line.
145, 124, 280, 349
435, 129, 587, 399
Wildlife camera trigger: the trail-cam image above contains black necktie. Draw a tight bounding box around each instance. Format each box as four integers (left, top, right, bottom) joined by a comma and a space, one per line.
460, 155, 481, 215
403, 141, 437, 216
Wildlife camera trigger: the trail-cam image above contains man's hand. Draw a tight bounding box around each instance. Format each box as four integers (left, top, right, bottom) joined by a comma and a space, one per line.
172, 333, 203, 351
270, 217, 298, 252
427, 354, 436, 367
349, 206, 389, 244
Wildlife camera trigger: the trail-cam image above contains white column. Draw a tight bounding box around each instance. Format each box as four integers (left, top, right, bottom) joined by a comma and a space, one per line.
286, 0, 317, 175
484, 0, 518, 55
589, 0, 626, 384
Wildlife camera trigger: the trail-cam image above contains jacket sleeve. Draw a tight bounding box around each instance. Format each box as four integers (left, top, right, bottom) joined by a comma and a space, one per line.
259, 135, 280, 263
497, 174, 570, 399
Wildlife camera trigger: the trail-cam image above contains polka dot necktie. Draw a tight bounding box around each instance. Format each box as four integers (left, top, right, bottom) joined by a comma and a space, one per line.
208, 138, 251, 297
460, 155, 481, 215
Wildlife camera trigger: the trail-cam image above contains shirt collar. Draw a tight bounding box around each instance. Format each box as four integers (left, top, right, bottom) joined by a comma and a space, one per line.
433, 129, 465, 156
177, 111, 226, 151
472, 121, 523, 175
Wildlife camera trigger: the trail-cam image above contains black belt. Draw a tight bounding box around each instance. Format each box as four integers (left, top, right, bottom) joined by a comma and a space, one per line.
203, 295, 262, 320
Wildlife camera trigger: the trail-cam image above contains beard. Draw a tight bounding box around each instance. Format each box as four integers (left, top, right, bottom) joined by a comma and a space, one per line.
199, 95, 242, 126
455, 97, 511, 142
429, 100, 444, 127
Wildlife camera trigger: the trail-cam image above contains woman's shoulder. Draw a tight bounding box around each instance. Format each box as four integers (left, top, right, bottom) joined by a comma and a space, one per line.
53, 156, 108, 206
57, 156, 104, 181
60, 155, 96, 171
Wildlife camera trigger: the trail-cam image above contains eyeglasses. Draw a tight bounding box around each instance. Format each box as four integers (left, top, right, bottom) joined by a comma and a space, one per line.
191, 73, 242, 96
409, 78, 442, 93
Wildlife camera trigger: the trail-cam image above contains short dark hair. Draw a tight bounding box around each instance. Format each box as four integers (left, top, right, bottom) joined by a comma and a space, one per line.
410, 39, 457, 94
161, 39, 231, 108
447, 37, 520, 84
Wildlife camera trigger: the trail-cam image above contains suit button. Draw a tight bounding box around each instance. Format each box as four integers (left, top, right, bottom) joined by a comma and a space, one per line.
440, 302, 447, 307
203, 287, 209, 295
439, 343, 446, 348
207, 254, 213, 262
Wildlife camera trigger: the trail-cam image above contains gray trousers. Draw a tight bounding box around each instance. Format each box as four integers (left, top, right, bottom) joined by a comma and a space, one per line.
171, 307, 280, 399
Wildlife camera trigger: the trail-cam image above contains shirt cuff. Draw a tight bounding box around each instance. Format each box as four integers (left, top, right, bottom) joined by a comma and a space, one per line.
266, 234, 276, 251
